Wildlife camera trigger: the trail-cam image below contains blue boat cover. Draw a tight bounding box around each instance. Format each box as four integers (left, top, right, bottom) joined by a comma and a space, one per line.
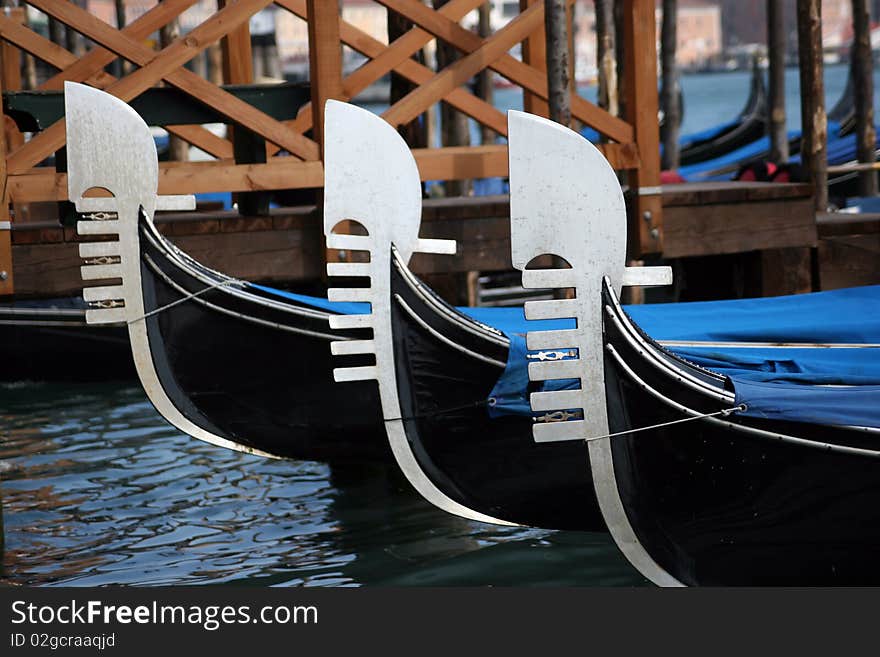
485, 285, 880, 430
250, 281, 880, 429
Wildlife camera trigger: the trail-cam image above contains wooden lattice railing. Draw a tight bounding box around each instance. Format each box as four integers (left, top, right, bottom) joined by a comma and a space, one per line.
0, 0, 662, 297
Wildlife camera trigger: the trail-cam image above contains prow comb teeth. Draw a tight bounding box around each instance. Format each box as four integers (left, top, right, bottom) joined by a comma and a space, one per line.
78, 213, 128, 325
325, 236, 378, 384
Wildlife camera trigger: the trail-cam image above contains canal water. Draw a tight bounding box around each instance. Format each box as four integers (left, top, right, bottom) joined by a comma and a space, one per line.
0, 382, 642, 586
0, 65, 875, 586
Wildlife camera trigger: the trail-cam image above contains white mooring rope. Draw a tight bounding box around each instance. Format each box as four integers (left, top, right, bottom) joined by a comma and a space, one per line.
127, 280, 235, 325
586, 404, 748, 442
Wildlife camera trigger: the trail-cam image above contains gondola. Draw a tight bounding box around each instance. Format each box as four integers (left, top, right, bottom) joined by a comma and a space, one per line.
0, 297, 133, 381
66, 83, 599, 471
67, 82, 400, 462
322, 101, 678, 531
505, 112, 880, 585
677, 60, 768, 166
375, 109, 880, 583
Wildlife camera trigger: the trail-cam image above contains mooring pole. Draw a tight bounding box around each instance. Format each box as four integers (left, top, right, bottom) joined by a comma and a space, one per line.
852, 0, 878, 196
660, 0, 680, 170
477, 2, 495, 144
545, 0, 571, 126
596, 0, 618, 117
797, 0, 828, 211
768, 0, 789, 163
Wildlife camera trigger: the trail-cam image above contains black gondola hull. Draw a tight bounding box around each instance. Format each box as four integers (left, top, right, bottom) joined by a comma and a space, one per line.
601, 284, 880, 585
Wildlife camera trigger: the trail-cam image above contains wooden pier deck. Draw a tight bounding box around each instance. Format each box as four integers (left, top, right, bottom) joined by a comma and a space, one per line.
11, 180, 870, 302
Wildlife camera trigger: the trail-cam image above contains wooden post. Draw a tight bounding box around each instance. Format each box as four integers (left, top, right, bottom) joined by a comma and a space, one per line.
852, 0, 877, 196
614, 0, 626, 118
219, 0, 253, 86
595, 0, 618, 116
113, 0, 127, 77
159, 18, 189, 163
660, 0, 680, 170
767, 0, 788, 163
520, 0, 548, 117
2, 7, 24, 230
0, 69, 12, 297
477, 2, 495, 145
307, 0, 343, 154
623, 0, 663, 255
797, 0, 827, 211
387, 9, 428, 149
65, 0, 84, 57
433, 0, 471, 197
544, 0, 571, 126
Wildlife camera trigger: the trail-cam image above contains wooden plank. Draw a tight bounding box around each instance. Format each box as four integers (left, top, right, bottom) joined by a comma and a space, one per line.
306, 0, 343, 152
662, 197, 817, 258
384, 4, 543, 127
0, 48, 12, 296
12, 0, 318, 170
39, 0, 199, 90
816, 211, 880, 237
852, 0, 877, 195
7, 140, 639, 203
276, 0, 507, 139
796, 0, 827, 211
375, 0, 633, 143
520, 0, 548, 116
759, 247, 813, 296
661, 182, 813, 206
218, 0, 254, 86
767, 0, 789, 162
622, 0, 663, 255
818, 234, 880, 290
1, 8, 24, 93
0, 12, 232, 159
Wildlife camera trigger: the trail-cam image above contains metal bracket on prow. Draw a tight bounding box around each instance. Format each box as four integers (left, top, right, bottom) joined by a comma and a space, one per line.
64, 80, 195, 326
321, 101, 455, 405
508, 110, 672, 444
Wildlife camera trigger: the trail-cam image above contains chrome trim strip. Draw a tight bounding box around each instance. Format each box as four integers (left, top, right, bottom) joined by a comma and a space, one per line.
607, 343, 880, 459
394, 294, 507, 368
143, 254, 342, 342
604, 304, 734, 403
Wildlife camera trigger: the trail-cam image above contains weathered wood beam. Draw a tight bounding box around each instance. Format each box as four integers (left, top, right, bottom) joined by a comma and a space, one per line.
384, 3, 544, 127
595, 0, 618, 116
0, 12, 232, 159
660, 0, 680, 170
520, 0, 548, 116
796, 0, 827, 210
13, 0, 319, 171
376, 0, 633, 142
276, 0, 507, 137
544, 0, 571, 126
767, 0, 788, 163
8, 142, 639, 202
852, 0, 877, 195
623, 0, 663, 254
306, 0, 343, 153
39, 0, 198, 90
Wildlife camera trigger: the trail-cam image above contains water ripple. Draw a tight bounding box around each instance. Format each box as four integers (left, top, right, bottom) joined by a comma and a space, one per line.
0, 383, 642, 586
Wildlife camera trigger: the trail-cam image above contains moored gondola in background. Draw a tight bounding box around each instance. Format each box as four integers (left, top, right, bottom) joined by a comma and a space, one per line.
677, 60, 769, 166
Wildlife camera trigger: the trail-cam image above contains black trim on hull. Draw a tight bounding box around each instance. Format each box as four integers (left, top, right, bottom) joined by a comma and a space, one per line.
133, 213, 388, 462
600, 281, 880, 585
389, 254, 606, 531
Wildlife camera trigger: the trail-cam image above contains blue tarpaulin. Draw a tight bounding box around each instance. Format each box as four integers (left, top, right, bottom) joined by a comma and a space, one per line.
484, 285, 880, 429
250, 281, 880, 429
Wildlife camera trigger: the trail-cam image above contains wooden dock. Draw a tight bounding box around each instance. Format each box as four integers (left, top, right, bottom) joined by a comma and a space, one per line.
12, 180, 872, 302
